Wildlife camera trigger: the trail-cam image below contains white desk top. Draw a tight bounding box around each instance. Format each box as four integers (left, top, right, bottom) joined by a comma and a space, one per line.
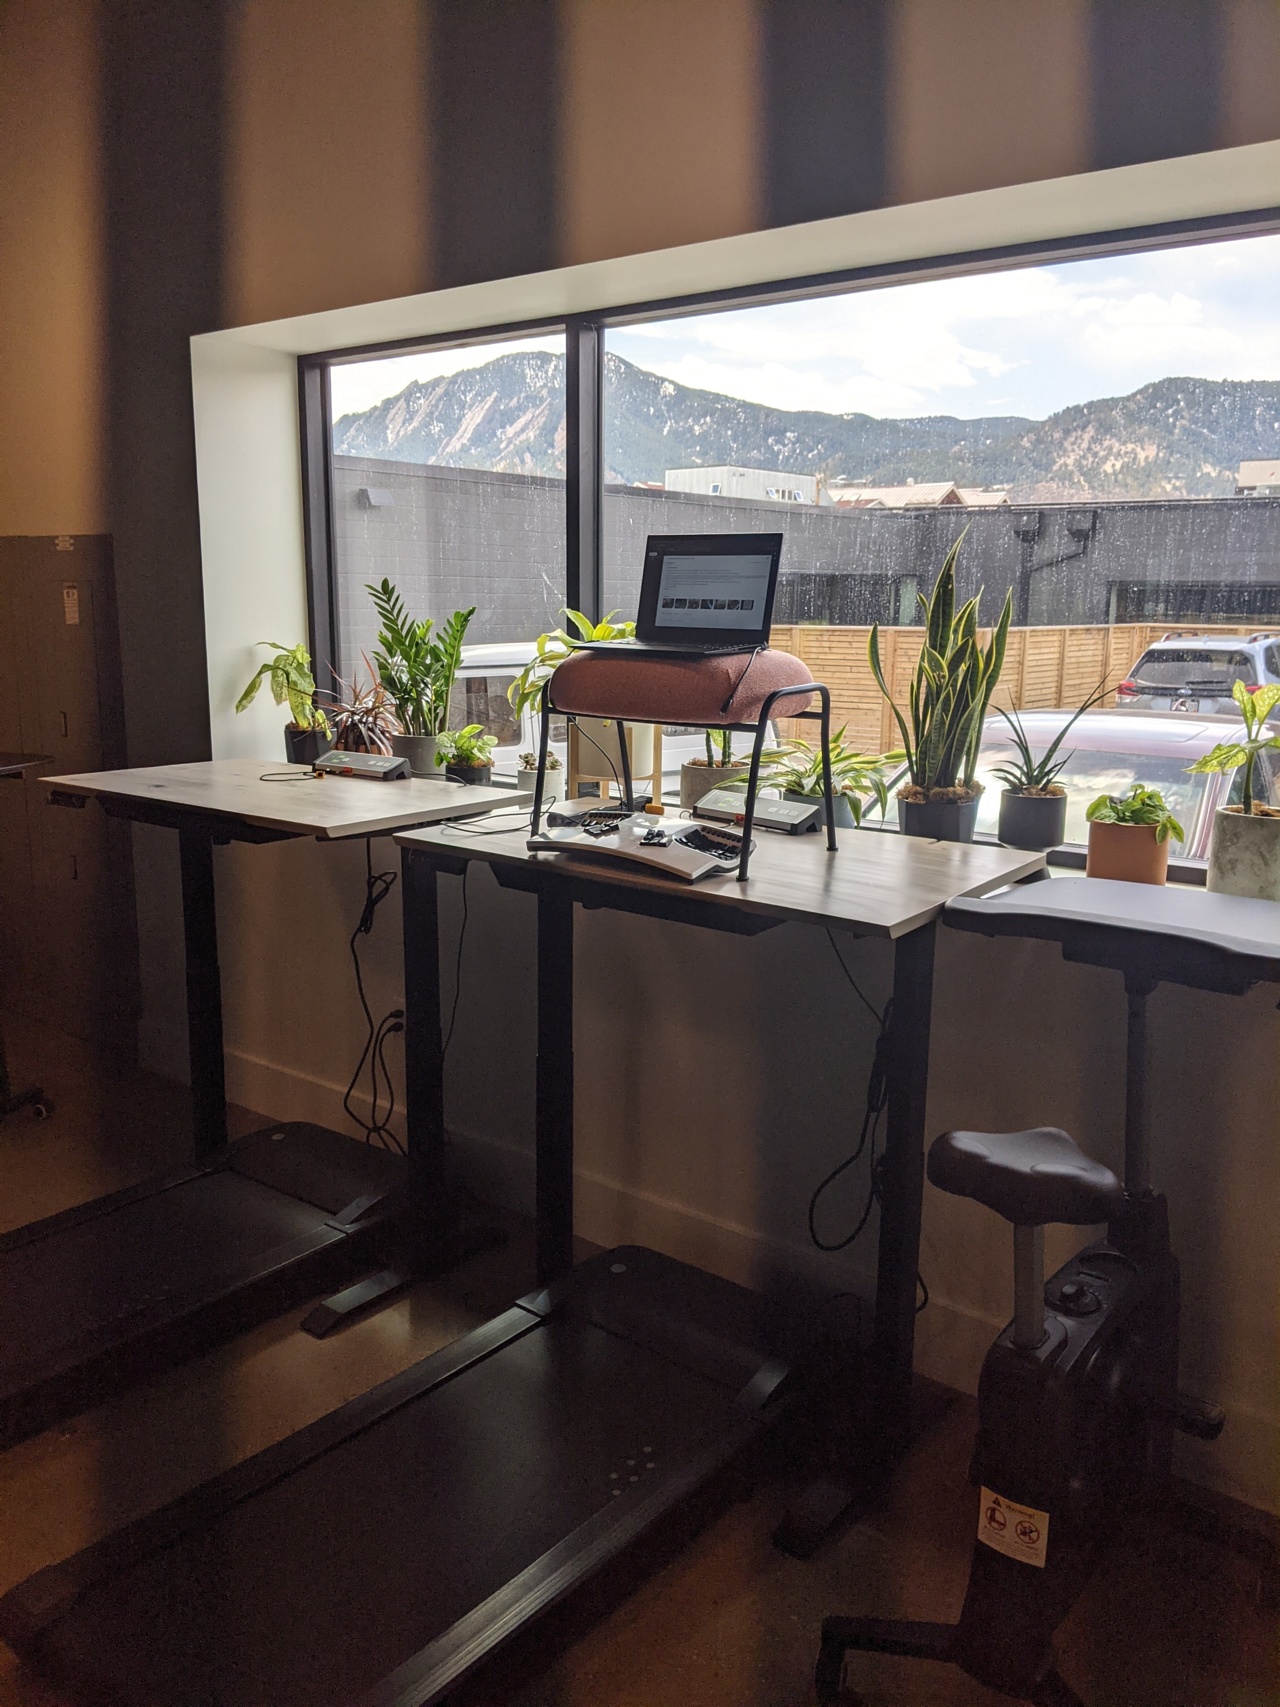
949, 875, 1280, 968
396, 813, 1045, 938
46, 759, 514, 840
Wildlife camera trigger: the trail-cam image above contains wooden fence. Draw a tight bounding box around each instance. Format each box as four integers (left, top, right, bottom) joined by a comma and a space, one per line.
769, 623, 1265, 753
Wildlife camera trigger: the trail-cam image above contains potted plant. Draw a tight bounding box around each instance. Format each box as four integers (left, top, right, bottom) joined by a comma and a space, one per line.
680, 728, 747, 810
1187, 680, 1280, 900
509, 609, 651, 790
367, 578, 474, 776
869, 536, 1011, 842
236, 641, 332, 763
321, 660, 401, 754
435, 724, 498, 786
991, 682, 1107, 851
1084, 784, 1184, 884
518, 750, 563, 802
752, 730, 902, 829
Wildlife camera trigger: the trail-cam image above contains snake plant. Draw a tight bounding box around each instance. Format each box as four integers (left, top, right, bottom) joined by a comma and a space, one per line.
869, 535, 1011, 799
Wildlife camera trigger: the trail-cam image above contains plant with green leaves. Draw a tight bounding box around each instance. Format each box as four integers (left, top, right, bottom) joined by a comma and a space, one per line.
507, 609, 635, 719
366, 579, 474, 737
435, 724, 498, 769
991, 678, 1109, 795
235, 642, 331, 735
321, 659, 401, 754
1085, 783, 1184, 844
519, 750, 562, 771
702, 728, 737, 768
752, 730, 905, 826
869, 535, 1012, 801
1186, 679, 1280, 816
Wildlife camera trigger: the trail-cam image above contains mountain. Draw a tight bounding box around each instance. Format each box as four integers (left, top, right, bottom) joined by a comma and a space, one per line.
332, 353, 1280, 502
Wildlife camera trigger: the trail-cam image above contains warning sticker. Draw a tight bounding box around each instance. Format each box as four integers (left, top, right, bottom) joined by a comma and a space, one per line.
62, 583, 80, 625
978, 1487, 1049, 1569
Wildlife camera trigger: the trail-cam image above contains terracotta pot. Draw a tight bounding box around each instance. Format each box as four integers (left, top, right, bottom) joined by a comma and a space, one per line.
998, 789, 1067, 851
1085, 820, 1169, 885
680, 761, 746, 811
1207, 806, 1280, 901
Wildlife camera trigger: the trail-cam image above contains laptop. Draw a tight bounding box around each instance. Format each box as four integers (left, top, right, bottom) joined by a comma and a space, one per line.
577, 533, 784, 658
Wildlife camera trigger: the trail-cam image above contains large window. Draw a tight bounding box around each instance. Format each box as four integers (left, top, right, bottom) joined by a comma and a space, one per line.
304, 219, 1280, 827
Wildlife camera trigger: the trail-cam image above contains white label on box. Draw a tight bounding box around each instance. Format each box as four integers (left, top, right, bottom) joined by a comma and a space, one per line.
62, 583, 80, 625
978, 1487, 1049, 1568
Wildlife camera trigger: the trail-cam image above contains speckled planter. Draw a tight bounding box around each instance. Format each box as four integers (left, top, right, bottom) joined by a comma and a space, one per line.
680, 762, 746, 811
1207, 807, 1280, 902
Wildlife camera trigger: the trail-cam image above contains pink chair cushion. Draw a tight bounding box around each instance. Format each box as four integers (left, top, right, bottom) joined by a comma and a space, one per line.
549, 647, 815, 725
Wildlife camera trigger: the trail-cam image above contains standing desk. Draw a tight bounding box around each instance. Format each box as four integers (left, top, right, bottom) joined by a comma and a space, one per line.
0, 759, 507, 1446
0, 822, 1043, 1707
0, 753, 52, 1121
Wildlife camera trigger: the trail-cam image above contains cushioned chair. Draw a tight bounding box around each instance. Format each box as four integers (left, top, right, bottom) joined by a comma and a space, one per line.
529, 647, 837, 879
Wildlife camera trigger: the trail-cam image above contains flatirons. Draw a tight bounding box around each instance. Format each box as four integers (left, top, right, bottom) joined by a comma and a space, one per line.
333, 352, 1280, 503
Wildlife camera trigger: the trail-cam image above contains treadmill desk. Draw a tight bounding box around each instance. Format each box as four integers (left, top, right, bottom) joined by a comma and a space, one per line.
0, 760, 508, 1447
0, 821, 1043, 1707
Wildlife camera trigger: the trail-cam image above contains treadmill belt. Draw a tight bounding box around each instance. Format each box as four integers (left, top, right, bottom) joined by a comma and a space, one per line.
0, 1123, 405, 1445
3, 1248, 788, 1707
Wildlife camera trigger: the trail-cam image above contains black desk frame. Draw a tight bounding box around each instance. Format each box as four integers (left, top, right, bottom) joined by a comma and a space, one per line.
402, 837, 936, 1453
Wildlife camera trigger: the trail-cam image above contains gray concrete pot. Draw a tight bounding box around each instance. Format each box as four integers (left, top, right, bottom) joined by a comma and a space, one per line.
390, 734, 438, 778
519, 768, 563, 802
1206, 806, 1280, 901
785, 788, 855, 829
680, 762, 746, 811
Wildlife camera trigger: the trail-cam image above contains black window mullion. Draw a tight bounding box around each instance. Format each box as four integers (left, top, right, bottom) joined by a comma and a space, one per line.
565, 320, 603, 624
298, 358, 339, 692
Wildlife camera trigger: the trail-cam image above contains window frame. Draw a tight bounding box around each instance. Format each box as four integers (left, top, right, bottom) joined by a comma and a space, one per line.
298, 203, 1280, 879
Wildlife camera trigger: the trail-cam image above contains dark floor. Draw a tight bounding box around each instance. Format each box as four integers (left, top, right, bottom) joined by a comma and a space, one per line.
0, 1011, 1275, 1707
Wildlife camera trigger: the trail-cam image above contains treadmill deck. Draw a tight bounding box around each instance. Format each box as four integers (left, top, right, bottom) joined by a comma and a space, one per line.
1, 1247, 791, 1707
0, 1123, 406, 1446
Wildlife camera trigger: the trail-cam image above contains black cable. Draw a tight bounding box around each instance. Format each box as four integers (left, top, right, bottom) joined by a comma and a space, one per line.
718, 645, 765, 716
442, 862, 470, 1061
825, 929, 883, 1026
568, 714, 624, 798
259, 769, 311, 781
916, 1272, 929, 1314
342, 838, 405, 1152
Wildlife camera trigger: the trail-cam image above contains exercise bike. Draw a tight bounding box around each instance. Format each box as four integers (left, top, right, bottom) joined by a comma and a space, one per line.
816, 980, 1224, 1705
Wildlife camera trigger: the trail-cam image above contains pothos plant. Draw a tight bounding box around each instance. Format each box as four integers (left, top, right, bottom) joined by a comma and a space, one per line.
508, 609, 635, 719
1186, 679, 1280, 816
236, 642, 331, 736
869, 535, 1011, 802
1085, 783, 1185, 844
367, 579, 474, 738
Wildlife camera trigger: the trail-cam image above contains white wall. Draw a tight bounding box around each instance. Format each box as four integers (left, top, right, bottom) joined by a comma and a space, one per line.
190, 143, 1280, 1513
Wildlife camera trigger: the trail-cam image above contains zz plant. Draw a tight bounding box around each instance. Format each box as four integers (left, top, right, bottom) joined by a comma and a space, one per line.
869, 535, 1011, 801
367, 579, 474, 738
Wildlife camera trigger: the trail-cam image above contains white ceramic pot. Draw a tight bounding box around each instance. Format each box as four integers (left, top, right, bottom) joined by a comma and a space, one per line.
390, 734, 438, 778
520, 768, 563, 802
1206, 806, 1280, 901
680, 761, 746, 811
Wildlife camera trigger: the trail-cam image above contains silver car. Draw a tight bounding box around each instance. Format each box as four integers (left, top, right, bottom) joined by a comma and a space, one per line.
971, 707, 1280, 858
1116, 632, 1280, 720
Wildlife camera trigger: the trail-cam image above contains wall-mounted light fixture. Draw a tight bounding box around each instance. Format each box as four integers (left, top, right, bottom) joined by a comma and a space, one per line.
358, 487, 395, 508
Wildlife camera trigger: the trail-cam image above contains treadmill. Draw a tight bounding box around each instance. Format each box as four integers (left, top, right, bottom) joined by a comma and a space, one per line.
0, 760, 509, 1447
0, 820, 1045, 1705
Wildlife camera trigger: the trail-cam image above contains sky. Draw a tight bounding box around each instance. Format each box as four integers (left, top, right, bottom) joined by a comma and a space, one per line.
328, 231, 1280, 425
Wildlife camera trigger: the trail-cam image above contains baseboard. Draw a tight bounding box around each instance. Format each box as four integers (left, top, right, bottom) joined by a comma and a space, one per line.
224, 1046, 1277, 1516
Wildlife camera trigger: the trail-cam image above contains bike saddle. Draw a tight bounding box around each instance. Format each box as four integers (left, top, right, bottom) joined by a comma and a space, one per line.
928, 1127, 1124, 1227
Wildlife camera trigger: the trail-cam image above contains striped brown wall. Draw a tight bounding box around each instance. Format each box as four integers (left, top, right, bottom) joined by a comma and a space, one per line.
3, 0, 1280, 761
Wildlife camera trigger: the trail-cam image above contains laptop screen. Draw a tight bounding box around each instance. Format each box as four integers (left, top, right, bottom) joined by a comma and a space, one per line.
636, 533, 783, 645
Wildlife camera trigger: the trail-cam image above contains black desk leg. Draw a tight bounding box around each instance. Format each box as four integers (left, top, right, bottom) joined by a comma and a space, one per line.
872, 920, 937, 1449
178, 827, 227, 1158
402, 848, 447, 1206
536, 889, 575, 1286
